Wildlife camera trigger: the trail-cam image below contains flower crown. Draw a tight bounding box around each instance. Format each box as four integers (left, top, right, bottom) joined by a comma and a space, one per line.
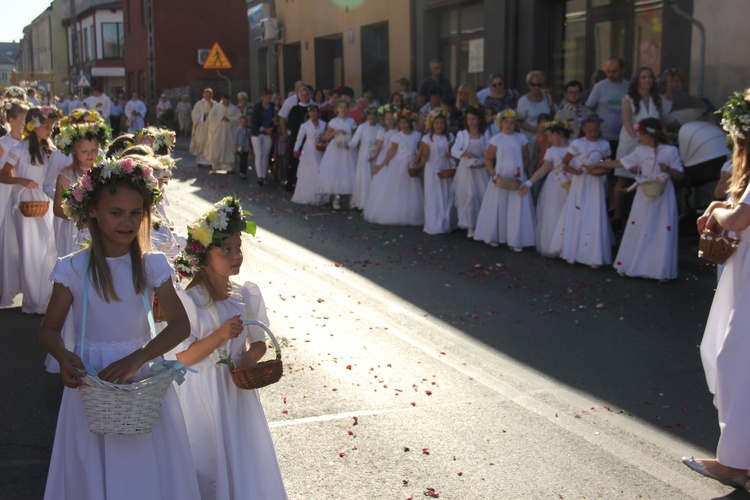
154, 155, 179, 182
61, 108, 102, 127
543, 120, 571, 133
377, 104, 396, 116
174, 196, 257, 279
1, 98, 27, 121
62, 156, 161, 224
23, 106, 62, 138
5, 86, 26, 99
55, 118, 112, 156
495, 108, 520, 126
133, 126, 176, 154
719, 89, 750, 140
395, 108, 416, 122
425, 108, 448, 131
578, 114, 604, 125
633, 122, 659, 137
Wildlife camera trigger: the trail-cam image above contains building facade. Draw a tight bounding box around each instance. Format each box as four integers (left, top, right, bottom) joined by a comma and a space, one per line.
0, 43, 21, 89
123, 0, 250, 110
246, 0, 412, 103
15, 2, 69, 96
64, 0, 125, 96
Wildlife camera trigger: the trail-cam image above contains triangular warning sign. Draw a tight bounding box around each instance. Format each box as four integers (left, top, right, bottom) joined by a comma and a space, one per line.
203, 42, 232, 70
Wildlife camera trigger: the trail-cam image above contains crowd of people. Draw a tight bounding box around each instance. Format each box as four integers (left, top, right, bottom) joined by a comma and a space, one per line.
184, 57, 690, 282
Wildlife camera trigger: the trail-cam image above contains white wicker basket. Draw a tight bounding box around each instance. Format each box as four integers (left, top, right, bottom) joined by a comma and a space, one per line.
79, 363, 180, 435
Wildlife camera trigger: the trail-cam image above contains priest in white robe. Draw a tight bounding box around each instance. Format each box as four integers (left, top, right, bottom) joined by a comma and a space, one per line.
85, 87, 112, 125
207, 94, 241, 172
124, 93, 147, 133
190, 88, 216, 167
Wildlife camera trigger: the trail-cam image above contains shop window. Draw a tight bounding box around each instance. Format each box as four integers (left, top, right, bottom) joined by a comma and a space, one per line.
437, 2, 484, 91
633, 1, 663, 74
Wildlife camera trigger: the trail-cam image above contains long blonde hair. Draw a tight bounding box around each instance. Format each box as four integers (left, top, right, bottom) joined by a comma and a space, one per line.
87, 180, 153, 302
728, 133, 750, 203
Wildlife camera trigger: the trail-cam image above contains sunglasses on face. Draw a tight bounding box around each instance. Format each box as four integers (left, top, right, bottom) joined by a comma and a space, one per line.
529, 82, 543, 88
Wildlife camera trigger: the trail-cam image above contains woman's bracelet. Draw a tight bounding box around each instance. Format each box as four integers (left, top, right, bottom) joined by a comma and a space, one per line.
524, 180, 533, 187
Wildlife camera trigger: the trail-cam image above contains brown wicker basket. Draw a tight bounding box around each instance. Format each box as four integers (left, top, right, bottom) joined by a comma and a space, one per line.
437, 169, 456, 179
408, 167, 422, 178
698, 228, 739, 265
315, 139, 327, 152
640, 179, 666, 197
493, 176, 521, 190
229, 320, 283, 390
587, 165, 609, 176
19, 200, 49, 217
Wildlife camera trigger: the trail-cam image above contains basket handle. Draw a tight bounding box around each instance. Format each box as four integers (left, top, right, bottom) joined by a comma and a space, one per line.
234, 319, 282, 361
18, 186, 48, 202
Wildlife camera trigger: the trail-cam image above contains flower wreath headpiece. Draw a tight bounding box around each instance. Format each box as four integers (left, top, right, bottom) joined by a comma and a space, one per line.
133, 126, 177, 154
5, 86, 26, 99
395, 108, 417, 122
174, 196, 257, 279
61, 156, 161, 224
425, 108, 448, 132
1, 98, 28, 121
61, 108, 102, 127
55, 115, 112, 156
495, 108, 521, 127
377, 104, 397, 117
578, 114, 604, 126
23, 106, 62, 138
153, 155, 179, 182
543, 120, 571, 134
718, 89, 750, 140
633, 122, 659, 137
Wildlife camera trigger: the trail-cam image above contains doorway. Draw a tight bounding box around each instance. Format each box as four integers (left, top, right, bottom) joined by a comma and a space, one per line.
315, 35, 344, 92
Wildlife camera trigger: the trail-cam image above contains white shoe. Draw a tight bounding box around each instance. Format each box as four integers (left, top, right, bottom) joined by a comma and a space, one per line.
489, 242, 499, 247
510, 246, 522, 252
467, 228, 474, 239
332, 195, 341, 210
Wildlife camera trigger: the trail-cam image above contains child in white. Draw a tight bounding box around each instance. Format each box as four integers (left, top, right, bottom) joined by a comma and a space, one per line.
420, 110, 456, 234
372, 105, 398, 168
365, 110, 424, 226
349, 107, 383, 209
171, 197, 287, 499
549, 116, 613, 267
451, 106, 491, 239
39, 157, 201, 499
596, 118, 683, 280
0, 107, 59, 313
518, 120, 573, 257
0, 100, 27, 294
474, 109, 535, 251
317, 99, 357, 210
292, 104, 327, 205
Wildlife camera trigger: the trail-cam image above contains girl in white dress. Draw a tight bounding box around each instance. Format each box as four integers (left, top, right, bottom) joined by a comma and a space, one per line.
518, 120, 573, 257
451, 106, 491, 239
317, 99, 357, 210
52, 118, 110, 257
171, 196, 288, 499
474, 109, 535, 251
684, 89, 750, 489
365, 109, 424, 226
349, 107, 383, 209
420, 110, 456, 234
0, 106, 61, 313
292, 104, 327, 205
594, 118, 683, 280
548, 116, 613, 267
39, 156, 201, 500
0, 99, 27, 296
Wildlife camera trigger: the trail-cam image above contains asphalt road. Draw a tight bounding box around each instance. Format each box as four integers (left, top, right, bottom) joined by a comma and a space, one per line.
1, 139, 744, 499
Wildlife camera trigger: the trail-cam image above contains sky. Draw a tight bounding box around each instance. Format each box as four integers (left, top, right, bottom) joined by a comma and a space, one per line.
1, 0, 54, 43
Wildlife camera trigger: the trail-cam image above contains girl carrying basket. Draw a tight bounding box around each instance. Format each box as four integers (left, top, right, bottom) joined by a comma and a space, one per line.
39, 156, 201, 499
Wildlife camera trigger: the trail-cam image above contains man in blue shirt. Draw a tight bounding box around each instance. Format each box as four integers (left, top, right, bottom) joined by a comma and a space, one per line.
417, 59, 454, 108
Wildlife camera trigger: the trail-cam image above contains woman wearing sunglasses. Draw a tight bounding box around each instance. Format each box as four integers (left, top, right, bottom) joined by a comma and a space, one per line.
517, 70, 557, 141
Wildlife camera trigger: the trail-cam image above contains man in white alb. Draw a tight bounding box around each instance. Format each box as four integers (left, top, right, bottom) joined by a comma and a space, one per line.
190, 88, 216, 167
206, 94, 240, 172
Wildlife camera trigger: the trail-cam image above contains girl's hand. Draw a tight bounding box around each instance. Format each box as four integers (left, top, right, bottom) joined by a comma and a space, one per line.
21, 179, 39, 189
659, 162, 668, 173
629, 166, 641, 175
216, 314, 243, 341
59, 350, 87, 388
98, 350, 148, 384
517, 184, 530, 197
697, 201, 728, 233
294, 150, 301, 158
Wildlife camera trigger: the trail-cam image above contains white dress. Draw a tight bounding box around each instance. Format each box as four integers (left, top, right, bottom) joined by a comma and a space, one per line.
700, 183, 750, 468
45, 250, 201, 500
316, 117, 357, 195
615, 95, 660, 177
54, 167, 82, 258
613, 144, 682, 280
292, 119, 327, 205
172, 282, 288, 500
374, 128, 397, 166
349, 122, 383, 209
473, 132, 535, 248
422, 133, 457, 234
451, 130, 491, 230
548, 138, 613, 266
535, 146, 572, 257
0, 143, 57, 313
364, 131, 424, 226
0, 134, 20, 293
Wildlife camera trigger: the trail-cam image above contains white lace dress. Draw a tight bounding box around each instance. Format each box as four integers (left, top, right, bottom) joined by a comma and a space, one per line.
451, 130, 490, 231
349, 122, 383, 209
170, 281, 288, 499
422, 133, 457, 234
44, 250, 201, 500
534, 146, 572, 257
292, 119, 327, 205
316, 117, 357, 195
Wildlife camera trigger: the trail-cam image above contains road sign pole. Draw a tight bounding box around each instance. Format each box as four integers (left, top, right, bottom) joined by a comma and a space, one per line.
216, 70, 231, 99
